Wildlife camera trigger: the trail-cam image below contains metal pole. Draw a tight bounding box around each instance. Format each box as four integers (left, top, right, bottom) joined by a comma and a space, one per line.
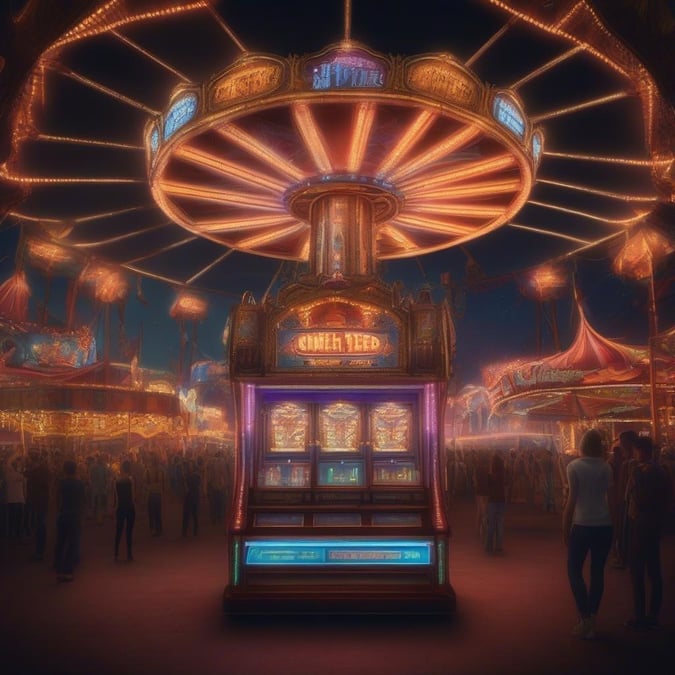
344, 0, 352, 42
647, 261, 660, 444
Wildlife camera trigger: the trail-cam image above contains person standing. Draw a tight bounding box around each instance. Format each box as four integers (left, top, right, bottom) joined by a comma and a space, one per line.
563, 429, 615, 640
473, 454, 490, 543
113, 460, 136, 561
89, 454, 109, 525
26, 452, 50, 560
54, 460, 86, 582
624, 436, 673, 629
145, 453, 165, 536
611, 430, 639, 568
209, 451, 228, 525
485, 451, 507, 554
182, 460, 201, 537
5, 453, 26, 541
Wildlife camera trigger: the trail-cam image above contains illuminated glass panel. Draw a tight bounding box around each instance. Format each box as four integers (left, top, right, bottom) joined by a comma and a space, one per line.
244, 539, 433, 566
373, 460, 420, 485
320, 402, 361, 451
306, 49, 387, 90
163, 93, 198, 140
492, 94, 525, 140
268, 402, 308, 452
371, 402, 412, 452
532, 131, 543, 165
318, 460, 364, 486
150, 126, 160, 154
259, 462, 311, 488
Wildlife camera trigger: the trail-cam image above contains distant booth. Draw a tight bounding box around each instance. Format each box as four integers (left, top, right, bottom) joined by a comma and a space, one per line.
653, 325, 675, 446
0, 320, 181, 449
483, 303, 651, 454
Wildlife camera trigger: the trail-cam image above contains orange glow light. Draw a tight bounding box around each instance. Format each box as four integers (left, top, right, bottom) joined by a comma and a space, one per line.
198, 214, 301, 234
389, 124, 481, 182
175, 146, 287, 192
376, 110, 437, 178
292, 103, 333, 174
162, 181, 282, 210
400, 154, 516, 192
409, 177, 520, 200
347, 102, 376, 172
216, 124, 306, 182
613, 227, 674, 280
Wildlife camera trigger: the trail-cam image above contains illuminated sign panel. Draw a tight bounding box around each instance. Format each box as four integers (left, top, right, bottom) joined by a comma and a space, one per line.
163, 93, 198, 140
276, 300, 400, 369
306, 49, 387, 90
294, 330, 386, 356
211, 59, 284, 106
406, 58, 480, 109
150, 127, 160, 154
532, 130, 543, 165
492, 94, 526, 140
244, 539, 433, 566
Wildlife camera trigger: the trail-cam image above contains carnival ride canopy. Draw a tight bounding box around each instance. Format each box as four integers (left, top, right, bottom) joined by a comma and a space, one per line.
0, 0, 673, 395
0, 0, 672, 294
484, 300, 651, 420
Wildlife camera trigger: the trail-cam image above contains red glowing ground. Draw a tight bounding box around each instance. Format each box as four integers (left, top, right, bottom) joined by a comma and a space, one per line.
1, 498, 673, 675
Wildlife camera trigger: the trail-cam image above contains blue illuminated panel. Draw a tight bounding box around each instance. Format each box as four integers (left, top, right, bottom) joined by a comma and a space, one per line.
532, 131, 543, 165
492, 94, 525, 140
150, 126, 160, 153
244, 539, 432, 566
164, 93, 198, 140
306, 49, 386, 90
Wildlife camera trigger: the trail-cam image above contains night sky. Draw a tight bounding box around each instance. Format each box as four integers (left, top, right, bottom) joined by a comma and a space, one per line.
1, 0, 673, 386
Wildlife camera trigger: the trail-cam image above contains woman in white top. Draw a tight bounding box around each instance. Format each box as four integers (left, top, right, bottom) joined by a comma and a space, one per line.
563, 429, 616, 639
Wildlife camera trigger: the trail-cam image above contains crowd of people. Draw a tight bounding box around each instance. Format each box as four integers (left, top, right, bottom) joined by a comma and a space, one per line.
2, 429, 673, 636
0, 440, 234, 581
447, 431, 674, 639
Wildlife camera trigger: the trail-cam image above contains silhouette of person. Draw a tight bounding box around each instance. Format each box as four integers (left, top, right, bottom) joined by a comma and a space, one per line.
563, 429, 615, 639
54, 460, 85, 582
624, 436, 673, 629
182, 460, 201, 537
113, 460, 136, 561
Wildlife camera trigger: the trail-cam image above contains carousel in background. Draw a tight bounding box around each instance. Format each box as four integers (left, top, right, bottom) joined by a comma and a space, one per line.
447, 223, 674, 455
0, 234, 182, 454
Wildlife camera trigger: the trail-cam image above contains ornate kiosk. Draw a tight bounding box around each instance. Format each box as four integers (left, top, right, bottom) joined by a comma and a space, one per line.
145, 40, 542, 613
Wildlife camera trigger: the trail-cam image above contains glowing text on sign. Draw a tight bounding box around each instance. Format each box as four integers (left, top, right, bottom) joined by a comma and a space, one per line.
293, 331, 385, 357
308, 51, 386, 90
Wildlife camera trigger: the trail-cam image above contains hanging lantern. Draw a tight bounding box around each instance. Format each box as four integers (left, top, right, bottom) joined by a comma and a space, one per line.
613, 226, 674, 280
0, 270, 31, 322
25, 237, 80, 276
79, 263, 129, 303
521, 264, 567, 300
170, 291, 208, 322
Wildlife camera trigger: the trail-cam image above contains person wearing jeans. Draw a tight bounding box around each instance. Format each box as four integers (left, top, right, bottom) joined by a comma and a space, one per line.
563, 429, 616, 639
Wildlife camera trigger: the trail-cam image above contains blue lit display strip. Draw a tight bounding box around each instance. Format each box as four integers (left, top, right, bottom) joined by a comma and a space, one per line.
244, 539, 432, 566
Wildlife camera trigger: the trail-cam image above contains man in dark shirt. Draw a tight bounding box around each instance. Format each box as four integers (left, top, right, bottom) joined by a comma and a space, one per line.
182, 460, 201, 537
625, 437, 673, 628
54, 460, 85, 582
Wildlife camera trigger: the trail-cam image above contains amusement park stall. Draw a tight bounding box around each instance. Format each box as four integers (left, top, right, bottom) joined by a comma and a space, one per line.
225, 274, 455, 612
484, 302, 652, 452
